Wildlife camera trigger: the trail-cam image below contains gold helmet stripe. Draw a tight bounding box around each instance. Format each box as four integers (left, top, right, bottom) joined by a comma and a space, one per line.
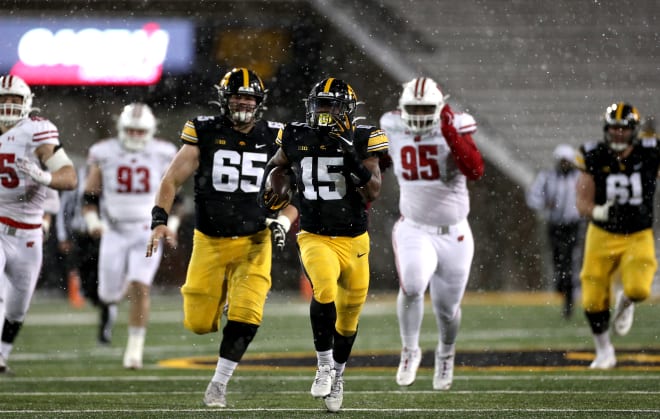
323, 78, 335, 93
240, 68, 250, 88
615, 102, 625, 121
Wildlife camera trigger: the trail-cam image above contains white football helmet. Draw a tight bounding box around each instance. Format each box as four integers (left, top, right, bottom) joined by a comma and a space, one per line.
399, 77, 446, 134
0, 74, 34, 126
117, 103, 156, 152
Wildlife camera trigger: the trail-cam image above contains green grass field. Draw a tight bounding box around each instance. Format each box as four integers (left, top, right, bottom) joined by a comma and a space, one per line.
1, 290, 659, 418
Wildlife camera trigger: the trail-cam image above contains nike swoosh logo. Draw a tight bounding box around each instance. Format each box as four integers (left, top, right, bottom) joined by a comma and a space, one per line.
357, 252, 367, 258
255, 144, 267, 149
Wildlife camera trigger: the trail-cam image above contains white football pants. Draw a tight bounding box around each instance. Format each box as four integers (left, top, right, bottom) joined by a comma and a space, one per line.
98, 222, 162, 304
392, 217, 474, 350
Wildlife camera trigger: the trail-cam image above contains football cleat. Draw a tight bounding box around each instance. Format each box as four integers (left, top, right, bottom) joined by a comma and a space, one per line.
433, 352, 455, 390
310, 364, 335, 398
122, 335, 144, 370
589, 344, 616, 370
203, 381, 227, 407
396, 347, 422, 386
324, 373, 344, 412
612, 291, 635, 336
0, 354, 7, 374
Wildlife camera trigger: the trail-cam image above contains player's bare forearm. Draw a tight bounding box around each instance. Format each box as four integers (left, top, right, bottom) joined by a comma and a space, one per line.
154, 179, 178, 214
358, 156, 382, 202
48, 165, 78, 190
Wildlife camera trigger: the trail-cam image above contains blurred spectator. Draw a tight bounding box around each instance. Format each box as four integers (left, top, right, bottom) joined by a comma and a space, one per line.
526, 144, 583, 318
56, 166, 101, 311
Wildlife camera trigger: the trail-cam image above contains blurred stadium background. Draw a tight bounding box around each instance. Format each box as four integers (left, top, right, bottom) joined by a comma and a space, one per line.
5, 0, 659, 294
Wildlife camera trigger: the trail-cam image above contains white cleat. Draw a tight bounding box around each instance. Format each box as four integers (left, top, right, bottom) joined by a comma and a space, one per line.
324, 373, 344, 412
612, 291, 635, 336
396, 347, 422, 386
203, 381, 227, 407
433, 352, 454, 390
310, 364, 335, 398
122, 336, 144, 370
589, 344, 616, 370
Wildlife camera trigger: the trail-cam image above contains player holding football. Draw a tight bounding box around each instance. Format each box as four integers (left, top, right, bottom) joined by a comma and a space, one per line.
576, 102, 660, 369
260, 77, 389, 412
146, 68, 298, 408
380, 77, 484, 390
0, 74, 78, 373
82, 102, 179, 369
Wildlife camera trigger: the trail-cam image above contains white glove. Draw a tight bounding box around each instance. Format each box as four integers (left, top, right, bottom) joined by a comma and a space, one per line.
592, 201, 613, 222
265, 215, 291, 251
16, 157, 52, 186
84, 211, 105, 235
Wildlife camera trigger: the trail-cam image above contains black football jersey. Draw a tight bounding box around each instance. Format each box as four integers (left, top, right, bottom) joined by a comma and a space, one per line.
579, 138, 660, 234
181, 116, 283, 237
277, 122, 389, 237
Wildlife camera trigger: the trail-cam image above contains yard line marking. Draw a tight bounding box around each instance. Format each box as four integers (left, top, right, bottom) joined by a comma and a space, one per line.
2, 390, 660, 396
3, 374, 660, 383
1, 408, 659, 414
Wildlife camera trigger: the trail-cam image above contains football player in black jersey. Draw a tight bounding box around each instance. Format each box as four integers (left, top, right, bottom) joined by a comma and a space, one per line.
260, 78, 389, 412
146, 68, 298, 407
576, 102, 659, 369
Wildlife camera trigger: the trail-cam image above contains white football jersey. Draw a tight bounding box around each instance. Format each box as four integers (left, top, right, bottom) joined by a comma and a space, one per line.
87, 138, 177, 224
0, 116, 60, 225
380, 110, 477, 226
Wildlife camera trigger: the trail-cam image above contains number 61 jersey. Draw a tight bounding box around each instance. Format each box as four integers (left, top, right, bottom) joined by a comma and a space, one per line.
577, 138, 660, 234
380, 109, 476, 227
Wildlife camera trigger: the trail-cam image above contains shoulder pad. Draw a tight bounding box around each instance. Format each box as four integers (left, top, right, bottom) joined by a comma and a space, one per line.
453, 112, 477, 134
582, 140, 599, 153
641, 138, 658, 148
194, 115, 218, 123
267, 120, 285, 130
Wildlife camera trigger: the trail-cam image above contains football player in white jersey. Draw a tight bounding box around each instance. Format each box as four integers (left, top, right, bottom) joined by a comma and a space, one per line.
82, 103, 179, 369
380, 77, 484, 390
0, 74, 77, 373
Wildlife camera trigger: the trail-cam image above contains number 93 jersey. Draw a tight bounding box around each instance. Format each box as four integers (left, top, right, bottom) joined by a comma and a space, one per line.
87, 137, 177, 225
181, 116, 283, 237
577, 138, 660, 234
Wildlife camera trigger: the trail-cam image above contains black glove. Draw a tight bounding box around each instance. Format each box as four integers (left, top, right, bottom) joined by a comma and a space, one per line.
268, 220, 287, 251
329, 112, 356, 154
329, 113, 372, 187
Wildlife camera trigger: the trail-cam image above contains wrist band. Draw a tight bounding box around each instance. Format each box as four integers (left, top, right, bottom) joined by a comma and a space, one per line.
151, 206, 168, 230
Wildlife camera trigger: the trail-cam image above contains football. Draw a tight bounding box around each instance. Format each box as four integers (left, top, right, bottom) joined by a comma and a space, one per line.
264, 166, 293, 211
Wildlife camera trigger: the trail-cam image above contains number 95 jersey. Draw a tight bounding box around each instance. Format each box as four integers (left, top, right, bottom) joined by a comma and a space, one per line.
380, 110, 474, 227
577, 138, 660, 234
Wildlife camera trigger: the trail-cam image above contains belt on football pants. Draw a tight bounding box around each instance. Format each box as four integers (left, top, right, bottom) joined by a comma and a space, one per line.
0, 216, 41, 237
402, 217, 454, 235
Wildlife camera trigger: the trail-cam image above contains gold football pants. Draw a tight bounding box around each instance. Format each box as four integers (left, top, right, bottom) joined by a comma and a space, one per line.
181, 228, 272, 334
297, 230, 370, 336
580, 223, 656, 313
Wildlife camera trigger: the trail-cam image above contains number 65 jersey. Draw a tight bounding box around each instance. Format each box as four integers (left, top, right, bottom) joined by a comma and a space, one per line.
181, 116, 283, 237
577, 138, 660, 234
380, 109, 477, 227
